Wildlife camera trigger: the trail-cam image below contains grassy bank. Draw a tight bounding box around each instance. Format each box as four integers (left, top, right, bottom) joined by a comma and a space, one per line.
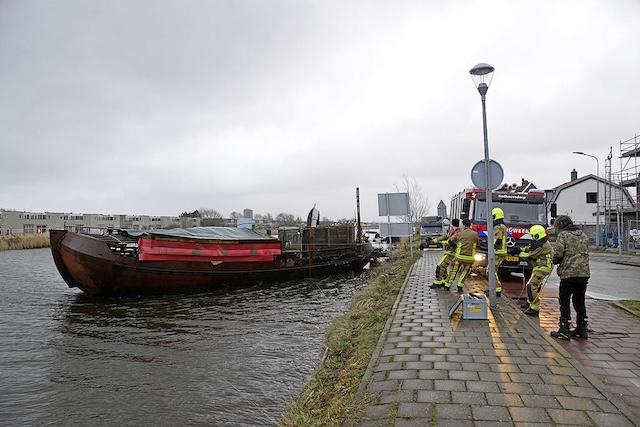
0, 233, 50, 251
619, 301, 640, 316
278, 245, 422, 426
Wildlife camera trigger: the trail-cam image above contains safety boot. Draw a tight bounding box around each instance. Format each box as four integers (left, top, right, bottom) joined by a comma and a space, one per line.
520, 302, 530, 309
551, 318, 571, 340
457, 286, 464, 294
429, 282, 444, 289
571, 318, 589, 339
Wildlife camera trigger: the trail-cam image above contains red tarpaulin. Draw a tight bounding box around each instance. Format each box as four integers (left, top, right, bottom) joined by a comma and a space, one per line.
137, 237, 282, 262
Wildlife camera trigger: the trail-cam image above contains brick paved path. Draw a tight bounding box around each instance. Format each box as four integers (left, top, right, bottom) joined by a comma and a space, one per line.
347, 250, 640, 426
501, 259, 640, 418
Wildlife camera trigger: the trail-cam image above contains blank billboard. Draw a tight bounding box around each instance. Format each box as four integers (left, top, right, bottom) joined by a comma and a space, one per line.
378, 193, 410, 216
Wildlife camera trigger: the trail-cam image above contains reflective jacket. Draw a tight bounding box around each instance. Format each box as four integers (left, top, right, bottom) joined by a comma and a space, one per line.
529, 238, 553, 273
434, 227, 460, 254
449, 227, 479, 261
493, 222, 508, 256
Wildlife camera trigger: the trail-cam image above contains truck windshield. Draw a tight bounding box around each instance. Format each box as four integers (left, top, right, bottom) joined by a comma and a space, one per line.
474, 202, 546, 225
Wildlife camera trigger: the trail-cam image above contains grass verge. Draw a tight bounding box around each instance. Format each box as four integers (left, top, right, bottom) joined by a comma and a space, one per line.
278, 245, 422, 426
618, 300, 640, 317
0, 233, 50, 250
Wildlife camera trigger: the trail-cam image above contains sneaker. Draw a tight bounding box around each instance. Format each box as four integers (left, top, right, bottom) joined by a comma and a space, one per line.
457, 286, 464, 293
429, 283, 444, 289
523, 308, 539, 317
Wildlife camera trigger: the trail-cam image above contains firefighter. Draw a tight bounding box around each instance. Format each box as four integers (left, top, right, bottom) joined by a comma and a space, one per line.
429, 219, 460, 289
519, 225, 553, 317
550, 215, 590, 341
444, 218, 479, 293
492, 207, 508, 297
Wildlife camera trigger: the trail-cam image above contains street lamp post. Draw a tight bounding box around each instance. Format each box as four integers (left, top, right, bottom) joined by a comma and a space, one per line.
470, 63, 497, 308
573, 151, 600, 247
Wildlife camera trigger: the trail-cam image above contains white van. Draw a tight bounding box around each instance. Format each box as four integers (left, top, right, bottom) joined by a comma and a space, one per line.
363, 230, 391, 256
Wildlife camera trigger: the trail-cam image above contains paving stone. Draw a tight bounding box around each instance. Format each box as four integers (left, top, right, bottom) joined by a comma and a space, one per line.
498, 382, 535, 395
448, 370, 479, 381
378, 390, 414, 404
415, 389, 451, 403
433, 403, 472, 420
556, 395, 603, 411
417, 369, 449, 380
471, 404, 511, 422
546, 408, 593, 425
473, 421, 516, 427
528, 383, 566, 396
362, 403, 392, 419
565, 384, 609, 399
466, 380, 501, 393
373, 361, 403, 372
432, 379, 467, 392
485, 392, 525, 407
401, 379, 434, 391
587, 411, 638, 427
450, 390, 486, 405
508, 406, 551, 423
396, 402, 431, 417
367, 379, 399, 392
520, 394, 561, 408
394, 417, 435, 427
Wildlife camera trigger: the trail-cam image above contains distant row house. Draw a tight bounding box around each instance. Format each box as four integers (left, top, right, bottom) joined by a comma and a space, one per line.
0, 211, 199, 236
0, 209, 293, 236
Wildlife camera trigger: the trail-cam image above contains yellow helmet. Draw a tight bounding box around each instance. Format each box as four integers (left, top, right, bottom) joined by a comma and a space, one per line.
530, 225, 546, 241
492, 208, 504, 220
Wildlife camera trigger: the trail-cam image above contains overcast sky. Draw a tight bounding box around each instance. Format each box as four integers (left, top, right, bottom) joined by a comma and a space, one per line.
1, 1, 639, 222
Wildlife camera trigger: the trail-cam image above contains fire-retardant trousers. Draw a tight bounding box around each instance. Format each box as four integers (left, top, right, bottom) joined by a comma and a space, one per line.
446, 258, 474, 288
433, 252, 454, 285
494, 254, 505, 294
525, 266, 552, 312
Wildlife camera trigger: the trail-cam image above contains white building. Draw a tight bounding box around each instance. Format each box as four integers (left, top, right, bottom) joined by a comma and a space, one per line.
546, 169, 636, 245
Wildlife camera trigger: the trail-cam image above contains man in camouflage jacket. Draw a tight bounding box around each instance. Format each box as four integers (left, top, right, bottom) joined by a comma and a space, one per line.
550, 215, 591, 340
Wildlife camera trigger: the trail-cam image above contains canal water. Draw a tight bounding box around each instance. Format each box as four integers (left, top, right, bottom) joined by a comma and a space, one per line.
0, 248, 367, 426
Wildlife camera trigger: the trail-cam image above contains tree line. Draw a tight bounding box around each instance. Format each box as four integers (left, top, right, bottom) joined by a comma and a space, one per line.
179, 174, 431, 228
179, 209, 355, 227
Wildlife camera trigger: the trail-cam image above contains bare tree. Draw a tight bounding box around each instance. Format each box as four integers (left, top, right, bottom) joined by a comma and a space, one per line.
275, 212, 297, 226
393, 174, 431, 228
198, 208, 223, 219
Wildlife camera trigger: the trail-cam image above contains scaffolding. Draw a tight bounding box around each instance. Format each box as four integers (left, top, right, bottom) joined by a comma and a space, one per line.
609, 133, 640, 251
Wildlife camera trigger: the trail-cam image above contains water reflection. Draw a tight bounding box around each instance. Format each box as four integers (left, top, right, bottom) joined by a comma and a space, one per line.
44, 274, 367, 426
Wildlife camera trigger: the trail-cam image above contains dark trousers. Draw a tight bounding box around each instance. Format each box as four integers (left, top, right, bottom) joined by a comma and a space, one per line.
558, 277, 589, 321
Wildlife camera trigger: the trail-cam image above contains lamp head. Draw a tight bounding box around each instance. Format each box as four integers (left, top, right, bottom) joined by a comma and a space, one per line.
469, 63, 495, 92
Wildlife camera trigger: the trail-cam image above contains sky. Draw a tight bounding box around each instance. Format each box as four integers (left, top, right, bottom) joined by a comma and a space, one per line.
1, 0, 639, 223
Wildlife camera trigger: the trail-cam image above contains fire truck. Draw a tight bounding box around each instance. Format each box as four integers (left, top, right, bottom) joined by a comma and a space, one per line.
450, 187, 548, 278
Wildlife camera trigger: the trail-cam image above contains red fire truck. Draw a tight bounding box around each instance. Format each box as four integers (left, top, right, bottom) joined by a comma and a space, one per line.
450, 187, 548, 278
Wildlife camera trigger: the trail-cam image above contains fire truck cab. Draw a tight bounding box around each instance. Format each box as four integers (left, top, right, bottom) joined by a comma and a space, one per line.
450, 188, 548, 278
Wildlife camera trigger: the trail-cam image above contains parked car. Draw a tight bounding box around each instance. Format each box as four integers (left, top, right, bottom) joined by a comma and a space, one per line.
363, 230, 391, 257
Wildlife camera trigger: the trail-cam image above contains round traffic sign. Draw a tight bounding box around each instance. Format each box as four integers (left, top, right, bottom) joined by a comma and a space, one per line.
471, 159, 504, 190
